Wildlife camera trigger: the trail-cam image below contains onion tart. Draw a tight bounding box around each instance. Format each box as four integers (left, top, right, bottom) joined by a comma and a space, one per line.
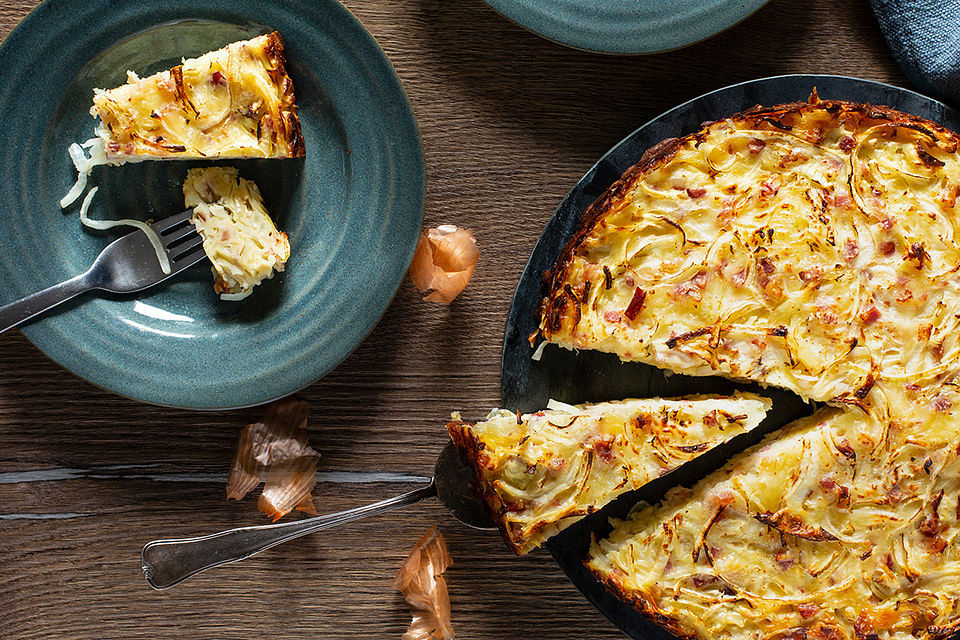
448, 393, 770, 554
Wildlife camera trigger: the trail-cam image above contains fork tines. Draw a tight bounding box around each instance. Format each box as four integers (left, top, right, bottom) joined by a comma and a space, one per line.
152, 210, 205, 264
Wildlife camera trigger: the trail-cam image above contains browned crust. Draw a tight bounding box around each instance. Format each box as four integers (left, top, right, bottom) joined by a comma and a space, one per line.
589, 567, 704, 640
535, 97, 960, 345
260, 31, 305, 158
446, 420, 526, 555
592, 567, 854, 640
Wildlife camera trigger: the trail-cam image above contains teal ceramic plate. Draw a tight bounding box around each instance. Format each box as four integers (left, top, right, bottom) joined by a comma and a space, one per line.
482, 0, 771, 54
0, 0, 424, 409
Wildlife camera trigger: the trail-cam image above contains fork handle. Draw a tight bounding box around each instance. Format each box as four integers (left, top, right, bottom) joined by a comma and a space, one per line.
140, 481, 437, 590
0, 272, 93, 334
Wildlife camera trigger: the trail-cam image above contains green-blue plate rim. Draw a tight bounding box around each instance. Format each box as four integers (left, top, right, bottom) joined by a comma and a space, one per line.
481, 0, 773, 55
0, 0, 425, 410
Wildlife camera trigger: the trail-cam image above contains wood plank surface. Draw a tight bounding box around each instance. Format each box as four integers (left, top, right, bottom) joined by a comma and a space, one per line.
0, 0, 909, 637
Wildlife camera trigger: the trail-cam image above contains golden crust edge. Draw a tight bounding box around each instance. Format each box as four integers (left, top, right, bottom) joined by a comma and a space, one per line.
534, 97, 960, 346
446, 419, 528, 555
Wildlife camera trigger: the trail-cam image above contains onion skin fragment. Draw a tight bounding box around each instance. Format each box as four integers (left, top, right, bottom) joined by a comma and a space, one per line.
225, 397, 319, 521
392, 526, 455, 640
409, 225, 478, 304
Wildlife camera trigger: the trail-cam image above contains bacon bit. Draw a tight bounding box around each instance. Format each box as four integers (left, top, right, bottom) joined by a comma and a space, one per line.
798, 603, 820, 619
624, 287, 647, 320
210, 71, 226, 87
836, 438, 857, 462
879, 217, 894, 230
687, 187, 707, 198
844, 238, 859, 261
392, 526, 455, 640
759, 257, 776, 275
731, 269, 748, 286
707, 487, 736, 510
836, 485, 850, 508
691, 574, 718, 587
831, 193, 852, 209
409, 225, 479, 303
675, 282, 702, 301
885, 485, 905, 505
838, 136, 855, 152
604, 310, 622, 323
784, 628, 809, 640
859, 306, 880, 325
906, 242, 927, 270
779, 151, 806, 167
594, 436, 616, 463
799, 266, 823, 283
774, 548, 794, 569
703, 410, 718, 427
933, 395, 952, 413
879, 241, 895, 256
748, 138, 766, 154
623, 273, 635, 287
760, 178, 779, 197
226, 398, 320, 522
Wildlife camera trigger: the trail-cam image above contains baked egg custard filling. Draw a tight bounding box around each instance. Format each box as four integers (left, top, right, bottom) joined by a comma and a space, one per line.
449, 393, 770, 554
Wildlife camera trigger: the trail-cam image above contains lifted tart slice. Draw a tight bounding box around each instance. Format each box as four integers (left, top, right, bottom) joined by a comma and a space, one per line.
535, 97, 960, 422
91, 31, 304, 159
183, 167, 289, 300
448, 392, 771, 554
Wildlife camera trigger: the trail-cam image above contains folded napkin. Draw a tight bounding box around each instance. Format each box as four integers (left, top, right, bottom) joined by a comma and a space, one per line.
870, 0, 960, 104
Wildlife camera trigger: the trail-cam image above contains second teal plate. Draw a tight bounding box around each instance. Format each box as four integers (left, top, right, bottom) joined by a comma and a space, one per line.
482, 0, 771, 54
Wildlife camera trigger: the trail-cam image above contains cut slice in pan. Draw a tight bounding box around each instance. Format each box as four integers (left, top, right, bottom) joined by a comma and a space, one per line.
448, 392, 771, 554
534, 95, 960, 423
90, 31, 304, 160
588, 406, 960, 640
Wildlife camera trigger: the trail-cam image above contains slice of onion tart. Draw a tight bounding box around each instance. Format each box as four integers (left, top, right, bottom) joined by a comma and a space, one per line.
183, 167, 290, 300
448, 392, 770, 554
91, 31, 304, 159
535, 95, 960, 423
588, 405, 960, 640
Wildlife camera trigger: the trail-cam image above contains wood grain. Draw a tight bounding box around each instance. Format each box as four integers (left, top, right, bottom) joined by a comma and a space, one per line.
0, 0, 908, 637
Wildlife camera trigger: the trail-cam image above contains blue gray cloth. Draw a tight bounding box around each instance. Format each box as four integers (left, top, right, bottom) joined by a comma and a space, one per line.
870, 0, 960, 104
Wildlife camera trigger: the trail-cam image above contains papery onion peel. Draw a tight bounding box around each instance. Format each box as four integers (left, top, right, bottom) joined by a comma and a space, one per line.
409, 225, 478, 304
392, 526, 455, 640
226, 397, 320, 521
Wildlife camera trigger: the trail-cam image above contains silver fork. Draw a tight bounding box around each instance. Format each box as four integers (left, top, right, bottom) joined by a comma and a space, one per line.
0, 210, 206, 334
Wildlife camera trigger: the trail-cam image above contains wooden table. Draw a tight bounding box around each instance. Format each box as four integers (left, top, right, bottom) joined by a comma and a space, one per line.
0, 0, 908, 637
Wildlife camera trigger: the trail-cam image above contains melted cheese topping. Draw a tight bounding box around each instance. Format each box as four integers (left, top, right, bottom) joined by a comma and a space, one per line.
538, 102, 960, 424
183, 167, 290, 298
91, 32, 304, 158
449, 393, 770, 554
589, 407, 960, 640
